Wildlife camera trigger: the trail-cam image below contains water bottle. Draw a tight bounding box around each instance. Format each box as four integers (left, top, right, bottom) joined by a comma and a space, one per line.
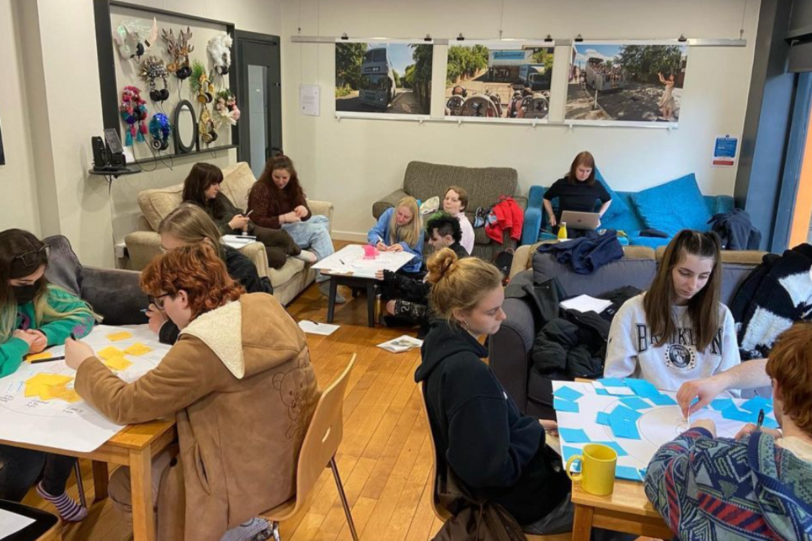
557, 222, 568, 241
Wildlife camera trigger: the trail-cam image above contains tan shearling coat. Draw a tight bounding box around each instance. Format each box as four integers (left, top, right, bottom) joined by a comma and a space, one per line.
75, 293, 317, 541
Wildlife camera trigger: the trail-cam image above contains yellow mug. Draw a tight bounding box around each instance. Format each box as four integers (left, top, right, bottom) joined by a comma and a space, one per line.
565, 443, 618, 496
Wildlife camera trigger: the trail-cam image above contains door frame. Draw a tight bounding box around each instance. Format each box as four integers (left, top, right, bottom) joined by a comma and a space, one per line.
234, 30, 282, 169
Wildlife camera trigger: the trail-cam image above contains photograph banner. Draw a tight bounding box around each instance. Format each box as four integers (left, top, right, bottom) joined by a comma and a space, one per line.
444, 41, 554, 120
335, 41, 433, 116
566, 43, 689, 123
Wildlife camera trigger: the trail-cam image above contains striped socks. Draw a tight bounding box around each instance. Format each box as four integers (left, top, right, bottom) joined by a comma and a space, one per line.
36, 481, 88, 522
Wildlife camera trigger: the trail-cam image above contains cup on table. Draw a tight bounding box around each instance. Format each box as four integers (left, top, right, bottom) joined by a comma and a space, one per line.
565, 443, 617, 496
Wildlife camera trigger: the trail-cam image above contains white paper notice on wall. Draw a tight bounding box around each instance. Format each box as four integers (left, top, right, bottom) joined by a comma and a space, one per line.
711, 134, 738, 167
300, 85, 320, 116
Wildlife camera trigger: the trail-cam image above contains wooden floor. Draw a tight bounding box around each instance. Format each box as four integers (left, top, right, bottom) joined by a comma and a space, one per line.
23, 275, 446, 541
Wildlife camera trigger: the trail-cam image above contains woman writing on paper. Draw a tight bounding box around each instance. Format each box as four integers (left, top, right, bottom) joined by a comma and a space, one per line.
367, 196, 424, 278
64, 242, 318, 541
248, 155, 342, 302
0, 229, 96, 522
182, 162, 302, 269
145, 204, 272, 345
542, 151, 612, 235
604, 230, 741, 392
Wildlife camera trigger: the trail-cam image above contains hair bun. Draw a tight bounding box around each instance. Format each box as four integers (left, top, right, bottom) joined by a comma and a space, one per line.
426, 248, 459, 285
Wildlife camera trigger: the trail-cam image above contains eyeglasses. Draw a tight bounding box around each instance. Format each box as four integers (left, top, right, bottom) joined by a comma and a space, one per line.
149, 293, 171, 309
15, 245, 49, 266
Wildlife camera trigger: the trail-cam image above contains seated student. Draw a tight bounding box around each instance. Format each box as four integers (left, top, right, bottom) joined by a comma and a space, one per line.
248, 154, 343, 302
542, 151, 612, 236
415, 249, 572, 534
64, 242, 318, 541
146, 204, 273, 345
604, 230, 741, 392
181, 162, 303, 269
0, 229, 96, 522
377, 213, 468, 334
645, 323, 812, 540
442, 186, 474, 255
368, 196, 424, 277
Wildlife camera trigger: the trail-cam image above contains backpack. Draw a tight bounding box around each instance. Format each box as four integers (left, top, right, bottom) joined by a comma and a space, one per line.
493, 249, 514, 286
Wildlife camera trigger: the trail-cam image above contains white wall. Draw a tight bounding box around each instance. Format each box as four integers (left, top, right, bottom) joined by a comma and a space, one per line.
280, 0, 760, 240
4, 0, 282, 267
0, 0, 41, 235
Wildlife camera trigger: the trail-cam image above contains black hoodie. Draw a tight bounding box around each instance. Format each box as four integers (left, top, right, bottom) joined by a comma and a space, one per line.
414, 320, 570, 525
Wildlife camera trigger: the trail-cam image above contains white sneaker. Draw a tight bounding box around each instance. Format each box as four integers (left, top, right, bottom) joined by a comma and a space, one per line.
292, 250, 318, 264
219, 518, 273, 541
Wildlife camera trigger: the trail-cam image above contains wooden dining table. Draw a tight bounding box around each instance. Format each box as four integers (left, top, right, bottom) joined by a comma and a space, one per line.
0, 419, 176, 541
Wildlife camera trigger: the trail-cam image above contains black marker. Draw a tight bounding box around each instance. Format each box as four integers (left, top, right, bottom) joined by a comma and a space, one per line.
70, 332, 76, 340
30, 356, 66, 364
756, 409, 765, 431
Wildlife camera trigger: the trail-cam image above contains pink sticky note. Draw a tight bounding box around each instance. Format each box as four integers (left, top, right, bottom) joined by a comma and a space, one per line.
363, 245, 379, 259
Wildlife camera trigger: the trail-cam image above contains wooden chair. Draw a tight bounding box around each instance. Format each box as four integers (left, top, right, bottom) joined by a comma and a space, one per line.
418, 385, 571, 541
262, 355, 359, 541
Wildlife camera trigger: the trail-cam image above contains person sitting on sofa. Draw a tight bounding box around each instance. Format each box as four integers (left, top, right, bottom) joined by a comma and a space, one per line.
542, 151, 612, 236
248, 154, 343, 302
376, 213, 468, 334
442, 186, 474, 255
0, 229, 96, 522
368, 196, 424, 278
604, 230, 741, 392
181, 162, 304, 269
645, 323, 812, 541
146, 204, 273, 344
64, 242, 318, 541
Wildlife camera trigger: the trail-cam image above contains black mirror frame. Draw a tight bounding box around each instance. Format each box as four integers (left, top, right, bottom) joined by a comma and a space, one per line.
173, 100, 199, 155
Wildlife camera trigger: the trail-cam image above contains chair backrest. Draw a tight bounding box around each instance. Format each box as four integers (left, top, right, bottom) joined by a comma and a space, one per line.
294, 354, 357, 504
419, 384, 453, 522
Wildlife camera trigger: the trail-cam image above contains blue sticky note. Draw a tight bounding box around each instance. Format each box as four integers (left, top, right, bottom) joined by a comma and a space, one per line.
625, 378, 661, 399
593, 441, 628, 457
611, 405, 643, 422
598, 377, 626, 387
554, 386, 584, 402
710, 398, 735, 411
721, 404, 757, 423
562, 446, 581, 462
595, 388, 610, 396
648, 393, 678, 406
740, 396, 773, 414
554, 398, 580, 413
762, 416, 780, 429
596, 412, 611, 426
559, 428, 591, 444
615, 465, 642, 481
620, 397, 652, 411
609, 415, 641, 440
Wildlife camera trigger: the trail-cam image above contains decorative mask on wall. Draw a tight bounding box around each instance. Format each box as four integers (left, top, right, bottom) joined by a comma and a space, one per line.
120, 86, 148, 146
191, 61, 217, 144
207, 32, 233, 77
139, 56, 170, 102
149, 113, 172, 151
113, 18, 158, 61
162, 27, 194, 81
213, 89, 240, 129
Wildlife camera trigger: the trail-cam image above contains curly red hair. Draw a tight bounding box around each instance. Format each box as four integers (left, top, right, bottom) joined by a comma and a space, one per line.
140, 243, 244, 319
766, 323, 812, 436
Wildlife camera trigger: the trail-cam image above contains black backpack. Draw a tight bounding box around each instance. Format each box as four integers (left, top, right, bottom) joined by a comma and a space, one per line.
493, 249, 514, 285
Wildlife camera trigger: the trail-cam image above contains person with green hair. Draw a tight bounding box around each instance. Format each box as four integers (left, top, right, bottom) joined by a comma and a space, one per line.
0, 229, 96, 522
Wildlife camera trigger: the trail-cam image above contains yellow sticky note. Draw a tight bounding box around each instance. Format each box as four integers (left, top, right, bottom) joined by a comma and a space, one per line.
26, 352, 56, 362
37, 383, 69, 401
53, 388, 81, 403
124, 343, 152, 356
106, 331, 133, 342
98, 346, 126, 362
103, 356, 132, 371
27, 373, 73, 387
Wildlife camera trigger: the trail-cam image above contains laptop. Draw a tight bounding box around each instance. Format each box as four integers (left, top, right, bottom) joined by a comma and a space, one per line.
560, 210, 601, 231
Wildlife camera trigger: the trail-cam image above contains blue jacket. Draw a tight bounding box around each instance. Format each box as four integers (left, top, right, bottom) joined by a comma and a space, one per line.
645, 428, 812, 540
367, 208, 424, 273
537, 230, 623, 274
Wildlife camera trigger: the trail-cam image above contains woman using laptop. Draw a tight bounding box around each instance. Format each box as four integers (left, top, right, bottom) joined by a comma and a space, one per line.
542, 151, 612, 236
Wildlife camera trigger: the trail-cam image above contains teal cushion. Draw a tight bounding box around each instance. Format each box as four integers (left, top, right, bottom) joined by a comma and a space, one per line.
630, 174, 711, 236
594, 169, 629, 222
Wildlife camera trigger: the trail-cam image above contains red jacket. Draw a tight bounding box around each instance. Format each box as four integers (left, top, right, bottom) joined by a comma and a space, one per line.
485, 196, 524, 244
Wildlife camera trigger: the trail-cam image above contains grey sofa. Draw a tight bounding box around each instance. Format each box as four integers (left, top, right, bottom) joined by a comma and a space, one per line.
490, 241, 767, 420
372, 161, 527, 261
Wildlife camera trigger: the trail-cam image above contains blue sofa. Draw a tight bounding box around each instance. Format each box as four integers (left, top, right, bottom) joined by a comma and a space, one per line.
521, 170, 735, 248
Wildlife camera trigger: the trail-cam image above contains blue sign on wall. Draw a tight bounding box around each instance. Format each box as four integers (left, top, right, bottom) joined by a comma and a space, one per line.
492, 51, 527, 60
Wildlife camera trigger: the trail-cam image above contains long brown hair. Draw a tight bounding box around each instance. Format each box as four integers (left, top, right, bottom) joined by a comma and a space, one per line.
253, 154, 305, 202
182, 163, 225, 219
158, 204, 226, 259
643, 230, 722, 352
566, 151, 596, 186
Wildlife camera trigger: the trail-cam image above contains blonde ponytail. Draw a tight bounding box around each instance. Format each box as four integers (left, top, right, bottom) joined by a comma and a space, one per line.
427, 248, 503, 326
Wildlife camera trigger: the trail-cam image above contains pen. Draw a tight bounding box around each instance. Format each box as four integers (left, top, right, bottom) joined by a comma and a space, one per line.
756, 409, 765, 430
339, 259, 345, 265
140, 308, 149, 313
30, 356, 66, 364
70, 332, 76, 340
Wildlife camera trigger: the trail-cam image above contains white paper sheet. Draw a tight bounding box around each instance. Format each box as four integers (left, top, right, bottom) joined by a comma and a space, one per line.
298, 320, 339, 336
0, 325, 170, 453
0, 508, 36, 537
377, 335, 423, 353
300, 84, 321, 116
313, 245, 414, 278
560, 294, 612, 314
